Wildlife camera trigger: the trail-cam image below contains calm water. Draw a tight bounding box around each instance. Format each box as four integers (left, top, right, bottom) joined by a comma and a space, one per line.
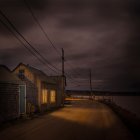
112, 96, 140, 118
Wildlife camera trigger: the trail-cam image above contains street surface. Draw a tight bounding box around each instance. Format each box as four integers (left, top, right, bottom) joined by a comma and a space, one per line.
0, 100, 134, 140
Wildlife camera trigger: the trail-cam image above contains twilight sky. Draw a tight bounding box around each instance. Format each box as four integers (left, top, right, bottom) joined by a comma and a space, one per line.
0, 0, 140, 91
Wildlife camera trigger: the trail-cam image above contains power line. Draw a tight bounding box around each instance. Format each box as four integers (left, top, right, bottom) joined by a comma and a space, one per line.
65, 73, 85, 85
65, 70, 90, 84
0, 9, 85, 86
65, 60, 82, 77
0, 18, 60, 75
0, 11, 95, 90
24, 0, 95, 86
23, 0, 86, 81
0, 7, 92, 87
0, 9, 61, 74
23, 0, 62, 57
0, 18, 44, 65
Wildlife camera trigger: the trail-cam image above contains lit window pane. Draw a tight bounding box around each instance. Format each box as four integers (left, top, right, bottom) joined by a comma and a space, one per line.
50, 90, 56, 103
42, 89, 48, 103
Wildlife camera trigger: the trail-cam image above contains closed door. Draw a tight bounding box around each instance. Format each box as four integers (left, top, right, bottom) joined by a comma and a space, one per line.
19, 85, 26, 114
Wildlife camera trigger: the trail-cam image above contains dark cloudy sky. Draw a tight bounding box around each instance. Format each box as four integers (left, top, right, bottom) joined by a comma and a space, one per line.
0, 0, 140, 91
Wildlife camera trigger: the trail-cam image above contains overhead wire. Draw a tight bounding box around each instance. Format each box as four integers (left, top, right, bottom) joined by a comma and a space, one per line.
0, 19, 60, 75
0, 7, 93, 88
65, 60, 82, 77
0, 8, 83, 86
23, 0, 87, 84
23, 0, 62, 57
0, 9, 61, 74
24, 0, 89, 84
0, 18, 47, 67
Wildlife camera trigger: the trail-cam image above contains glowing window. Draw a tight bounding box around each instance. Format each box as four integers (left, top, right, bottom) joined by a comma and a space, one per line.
50, 90, 56, 103
42, 89, 48, 103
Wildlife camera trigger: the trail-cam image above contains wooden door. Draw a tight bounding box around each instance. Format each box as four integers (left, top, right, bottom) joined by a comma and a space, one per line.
19, 85, 26, 114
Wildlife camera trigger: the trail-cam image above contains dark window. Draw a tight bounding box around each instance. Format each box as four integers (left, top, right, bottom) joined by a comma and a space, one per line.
18, 70, 25, 79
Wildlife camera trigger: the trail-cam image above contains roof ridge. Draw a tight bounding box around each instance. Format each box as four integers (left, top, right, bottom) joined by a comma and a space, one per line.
0, 65, 11, 72
28, 65, 44, 73
28, 65, 47, 76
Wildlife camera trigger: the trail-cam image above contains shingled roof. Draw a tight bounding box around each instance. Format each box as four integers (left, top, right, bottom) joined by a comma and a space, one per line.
0, 65, 24, 84
14, 63, 57, 84
27, 65, 57, 84
27, 65, 48, 81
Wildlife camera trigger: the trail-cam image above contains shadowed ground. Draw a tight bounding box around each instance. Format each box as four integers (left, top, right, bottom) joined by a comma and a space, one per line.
0, 100, 134, 140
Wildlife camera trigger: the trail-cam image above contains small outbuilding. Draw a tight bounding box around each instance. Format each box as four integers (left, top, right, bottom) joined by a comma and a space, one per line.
0, 65, 39, 123
0, 65, 25, 122
13, 63, 64, 112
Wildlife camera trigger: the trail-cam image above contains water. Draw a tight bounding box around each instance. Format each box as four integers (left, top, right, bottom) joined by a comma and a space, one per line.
112, 96, 140, 118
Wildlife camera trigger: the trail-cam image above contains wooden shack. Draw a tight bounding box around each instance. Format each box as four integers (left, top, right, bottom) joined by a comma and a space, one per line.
13, 63, 63, 112
48, 76, 64, 108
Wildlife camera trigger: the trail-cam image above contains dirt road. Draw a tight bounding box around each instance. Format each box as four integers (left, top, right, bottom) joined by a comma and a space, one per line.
0, 100, 134, 140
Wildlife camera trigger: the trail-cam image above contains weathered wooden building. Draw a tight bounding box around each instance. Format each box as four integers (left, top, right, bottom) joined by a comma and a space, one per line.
48, 76, 64, 108
13, 63, 63, 112
0, 65, 24, 122
0, 64, 39, 124
20, 78, 38, 114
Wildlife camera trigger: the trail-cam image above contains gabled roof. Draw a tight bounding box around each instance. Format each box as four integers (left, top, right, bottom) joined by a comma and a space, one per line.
27, 65, 48, 81
14, 63, 56, 84
27, 65, 57, 84
0, 65, 24, 84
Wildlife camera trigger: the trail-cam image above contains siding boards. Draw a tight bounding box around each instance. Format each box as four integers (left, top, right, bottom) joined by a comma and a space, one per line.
24, 80, 38, 114
0, 83, 19, 122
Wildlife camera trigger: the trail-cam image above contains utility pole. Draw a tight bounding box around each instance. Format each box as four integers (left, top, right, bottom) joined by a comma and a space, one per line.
89, 69, 93, 100
62, 48, 65, 106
